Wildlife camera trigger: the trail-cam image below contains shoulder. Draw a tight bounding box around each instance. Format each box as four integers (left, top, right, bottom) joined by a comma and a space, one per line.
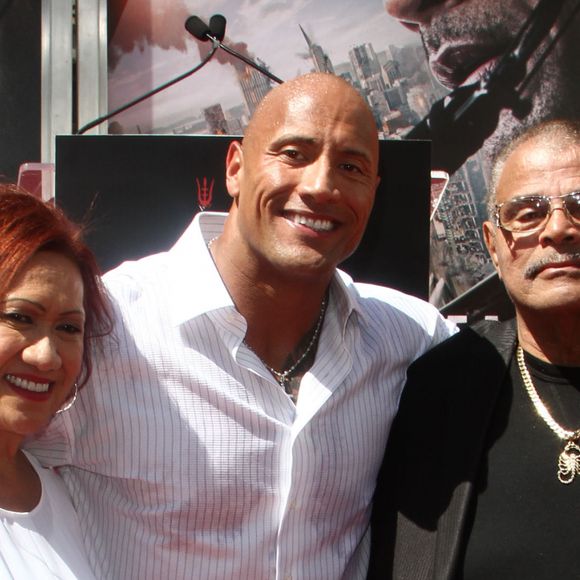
103, 250, 171, 303
409, 318, 515, 369
340, 271, 439, 319
354, 281, 439, 317
339, 273, 456, 340
400, 319, 516, 407
102, 214, 213, 310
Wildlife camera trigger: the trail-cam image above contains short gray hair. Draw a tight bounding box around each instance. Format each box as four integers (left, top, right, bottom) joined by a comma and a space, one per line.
486, 118, 580, 219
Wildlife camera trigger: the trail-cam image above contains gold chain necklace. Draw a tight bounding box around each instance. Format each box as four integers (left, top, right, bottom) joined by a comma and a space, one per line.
245, 297, 327, 402
261, 297, 326, 391
516, 345, 580, 484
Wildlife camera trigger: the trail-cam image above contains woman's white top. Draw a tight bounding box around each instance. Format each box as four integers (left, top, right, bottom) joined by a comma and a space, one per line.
0, 451, 96, 579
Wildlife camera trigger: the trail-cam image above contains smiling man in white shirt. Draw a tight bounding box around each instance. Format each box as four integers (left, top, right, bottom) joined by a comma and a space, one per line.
30, 73, 455, 580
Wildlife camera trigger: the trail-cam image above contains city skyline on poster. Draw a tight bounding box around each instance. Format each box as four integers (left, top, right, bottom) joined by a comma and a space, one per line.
108, 0, 421, 134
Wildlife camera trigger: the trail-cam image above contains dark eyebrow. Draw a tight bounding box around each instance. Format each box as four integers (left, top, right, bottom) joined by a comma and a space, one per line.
340, 146, 373, 165
269, 134, 317, 150
4, 297, 85, 318
3, 298, 46, 312
269, 134, 373, 165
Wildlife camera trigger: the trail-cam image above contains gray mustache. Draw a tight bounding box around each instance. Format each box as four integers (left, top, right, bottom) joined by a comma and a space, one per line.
524, 252, 580, 279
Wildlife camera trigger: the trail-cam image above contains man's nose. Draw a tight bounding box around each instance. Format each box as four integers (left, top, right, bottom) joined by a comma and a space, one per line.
385, 0, 464, 26
22, 335, 62, 372
300, 158, 337, 199
538, 205, 580, 245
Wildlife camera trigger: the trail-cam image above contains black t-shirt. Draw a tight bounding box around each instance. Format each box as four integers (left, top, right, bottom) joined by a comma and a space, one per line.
461, 351, 580, 579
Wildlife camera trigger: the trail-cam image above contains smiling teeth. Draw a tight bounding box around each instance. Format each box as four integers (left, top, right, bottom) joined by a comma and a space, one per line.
291, 214, 334, 232
5, 374, 50, 393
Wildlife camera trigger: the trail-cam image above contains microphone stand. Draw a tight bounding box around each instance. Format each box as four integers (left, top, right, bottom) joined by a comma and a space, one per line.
76, 41, 220, 135
208, 35, 283, 85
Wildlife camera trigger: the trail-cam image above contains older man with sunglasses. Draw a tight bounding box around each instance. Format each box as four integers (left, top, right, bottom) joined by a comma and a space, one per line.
368, 119, 580, 580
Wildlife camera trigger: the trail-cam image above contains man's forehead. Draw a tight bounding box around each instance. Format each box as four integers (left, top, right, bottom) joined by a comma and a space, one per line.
498, 139, 580, 198
253, 90, 375, 141
285, 90, 315, 116
275, 85, 368, 123
271, 118, 377, 165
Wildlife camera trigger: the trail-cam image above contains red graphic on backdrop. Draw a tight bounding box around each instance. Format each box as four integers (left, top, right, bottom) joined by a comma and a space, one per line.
196, 177, 215, 211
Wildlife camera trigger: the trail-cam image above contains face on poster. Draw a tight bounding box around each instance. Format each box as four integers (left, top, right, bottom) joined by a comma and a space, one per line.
107, 0, 580, 306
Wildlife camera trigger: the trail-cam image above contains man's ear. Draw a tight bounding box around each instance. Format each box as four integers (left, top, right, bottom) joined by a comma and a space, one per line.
483, 221, 501, 279
225, 140, 244, 200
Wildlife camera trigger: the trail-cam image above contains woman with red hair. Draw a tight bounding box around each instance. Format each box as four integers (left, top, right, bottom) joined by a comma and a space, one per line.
0, 187, 112, 578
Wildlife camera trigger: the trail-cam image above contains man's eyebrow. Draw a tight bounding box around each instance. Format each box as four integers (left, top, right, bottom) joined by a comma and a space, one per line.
339, 146, 373, 165
269, 134, 373, 164
269, 134, 317, 149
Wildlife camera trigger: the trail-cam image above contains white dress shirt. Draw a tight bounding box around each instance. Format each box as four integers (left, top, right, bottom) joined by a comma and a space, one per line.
29, 212, 455, 580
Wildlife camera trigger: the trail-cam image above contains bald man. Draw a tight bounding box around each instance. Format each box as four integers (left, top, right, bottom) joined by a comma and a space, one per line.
30, 73, 454, 580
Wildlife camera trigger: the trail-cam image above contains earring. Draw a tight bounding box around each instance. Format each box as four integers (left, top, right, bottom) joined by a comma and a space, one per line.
56, 382, 79, 415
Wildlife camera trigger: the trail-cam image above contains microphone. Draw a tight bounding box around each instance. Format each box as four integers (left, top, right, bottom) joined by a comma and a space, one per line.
184, 15, 211, 41
209, 14, 226, 42
185, 14, 283, 85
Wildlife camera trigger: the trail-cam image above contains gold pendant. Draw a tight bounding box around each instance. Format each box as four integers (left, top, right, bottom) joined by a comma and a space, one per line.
557, 441, 580, 484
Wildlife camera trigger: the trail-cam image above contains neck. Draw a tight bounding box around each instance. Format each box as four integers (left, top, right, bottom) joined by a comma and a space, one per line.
0, 439, 41, 512
0, 432, 25, 463
209, 235, 331, 370
516, 310, 580, 366
240, 285, 329, 371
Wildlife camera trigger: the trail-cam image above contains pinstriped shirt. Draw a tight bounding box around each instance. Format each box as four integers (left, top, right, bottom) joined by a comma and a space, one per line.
29, 212, 456, 580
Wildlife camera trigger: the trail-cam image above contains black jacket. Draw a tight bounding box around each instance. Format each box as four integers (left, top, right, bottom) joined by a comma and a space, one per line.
368, 319, 517, 579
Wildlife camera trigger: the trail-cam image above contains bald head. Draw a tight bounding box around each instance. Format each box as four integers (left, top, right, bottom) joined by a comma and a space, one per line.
244, 73, 379, 170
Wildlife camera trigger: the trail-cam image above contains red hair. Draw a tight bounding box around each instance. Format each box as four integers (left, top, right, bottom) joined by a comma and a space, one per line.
0, 186, 113, 386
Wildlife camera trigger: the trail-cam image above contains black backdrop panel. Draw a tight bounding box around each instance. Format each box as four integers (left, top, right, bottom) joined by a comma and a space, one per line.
56, 135, 430, 298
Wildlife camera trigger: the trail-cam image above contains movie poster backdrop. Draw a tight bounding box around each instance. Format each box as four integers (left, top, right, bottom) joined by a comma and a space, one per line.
106, 0, 580, 307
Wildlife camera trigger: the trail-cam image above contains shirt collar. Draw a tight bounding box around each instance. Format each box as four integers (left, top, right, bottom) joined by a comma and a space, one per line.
331, 269, 367, 334
166, 211, 365, 331
167, 212, 233, 327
